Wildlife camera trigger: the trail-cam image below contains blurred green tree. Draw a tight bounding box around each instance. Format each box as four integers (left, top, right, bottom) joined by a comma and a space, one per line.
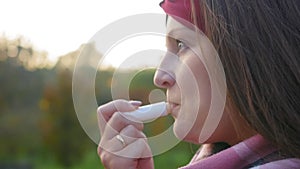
39, 44, 100, 167
0, 35, 51, 163
40, 69, 93, 167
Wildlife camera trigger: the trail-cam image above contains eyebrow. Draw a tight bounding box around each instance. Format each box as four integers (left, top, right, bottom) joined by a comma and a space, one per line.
167, 27, 186, 38
165, 17, 190, 38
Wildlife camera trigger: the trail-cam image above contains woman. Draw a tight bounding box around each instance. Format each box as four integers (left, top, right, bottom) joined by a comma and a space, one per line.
97, 0, 300, 168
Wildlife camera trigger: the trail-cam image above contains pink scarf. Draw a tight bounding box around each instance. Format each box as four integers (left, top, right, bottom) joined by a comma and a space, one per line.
180, 135, 300, 169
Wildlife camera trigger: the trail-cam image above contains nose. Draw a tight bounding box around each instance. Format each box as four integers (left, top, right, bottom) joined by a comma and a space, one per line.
154, 54, 176, 88
154, 69, 175, 88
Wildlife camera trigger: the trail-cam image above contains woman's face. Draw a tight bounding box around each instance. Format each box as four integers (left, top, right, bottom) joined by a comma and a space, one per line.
154, 16, 236, 144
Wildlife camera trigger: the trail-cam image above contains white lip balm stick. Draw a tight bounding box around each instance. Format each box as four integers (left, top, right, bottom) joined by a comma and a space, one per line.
123, 102, 168, 122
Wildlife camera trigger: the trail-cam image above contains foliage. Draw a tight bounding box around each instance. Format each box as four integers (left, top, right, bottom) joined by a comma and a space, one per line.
0, 35, 50, 70
0, 36, 53, 163
40, 69, 94, 167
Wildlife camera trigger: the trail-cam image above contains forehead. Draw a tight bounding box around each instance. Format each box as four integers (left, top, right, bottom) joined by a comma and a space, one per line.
167, 16, 200, 34
166, 16, 187, 36
166, 16, 200, 44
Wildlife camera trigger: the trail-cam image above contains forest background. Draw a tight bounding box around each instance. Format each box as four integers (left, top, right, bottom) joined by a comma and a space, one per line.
0, 35, 198, 169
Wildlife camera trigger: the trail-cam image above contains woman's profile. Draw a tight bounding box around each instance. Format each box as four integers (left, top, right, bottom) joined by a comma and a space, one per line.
97, 0, 300, 168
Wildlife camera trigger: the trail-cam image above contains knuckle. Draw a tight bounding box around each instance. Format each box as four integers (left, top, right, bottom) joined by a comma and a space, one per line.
124, 124, 136, 132
100, 153, 109, 167
97, 99, 126, 114
115, 99, 127, 104
110, 111, 123, 121
113, 99, 128, 107
98, 148, 122, 169
122, 125, 138, 138
123, 123, 144, 135
97, 106, 102, 114
98, 147, 112, 168
97, 105, 108, 120
136, 138, 147, 147
131, 121, 144, 131
97, 107, 104, 119
97, 145, 103, 157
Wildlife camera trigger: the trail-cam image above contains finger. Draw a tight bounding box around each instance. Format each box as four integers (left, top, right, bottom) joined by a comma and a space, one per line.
137, 157, 154, 169
98, 136, 153, 169
97, 99, 142, 134
120, 125, 146, 142
99, 100, 142, 121
116, 138, 152, 159
100, 153, 153, 169
102, 154, 139, 169
98, 142, 140, 169
118, 125, 146, 148
103, 112, 144, 140
111, 138, 154, 169
100, 139, 145, 168
98, 149, 134, 169
100, 125, 145, 152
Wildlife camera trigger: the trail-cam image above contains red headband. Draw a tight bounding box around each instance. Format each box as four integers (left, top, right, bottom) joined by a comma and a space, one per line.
160, 0, 204, 31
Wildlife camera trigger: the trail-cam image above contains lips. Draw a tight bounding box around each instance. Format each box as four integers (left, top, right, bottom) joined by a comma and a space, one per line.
166, 101, 180, 118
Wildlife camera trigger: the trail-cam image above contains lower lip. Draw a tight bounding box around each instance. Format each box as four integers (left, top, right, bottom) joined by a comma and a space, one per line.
168, 103, 180, 118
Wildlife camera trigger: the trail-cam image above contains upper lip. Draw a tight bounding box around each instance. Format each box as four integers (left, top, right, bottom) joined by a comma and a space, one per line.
166, 98, 180, 105
167, 101, 179, 106
166, 100, 180, 109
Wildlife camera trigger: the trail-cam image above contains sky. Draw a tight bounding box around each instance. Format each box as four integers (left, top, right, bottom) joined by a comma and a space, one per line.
0, 0, 165, 67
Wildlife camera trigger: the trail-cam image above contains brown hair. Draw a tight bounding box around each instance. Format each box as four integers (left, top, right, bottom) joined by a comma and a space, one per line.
193, 0, 300, 157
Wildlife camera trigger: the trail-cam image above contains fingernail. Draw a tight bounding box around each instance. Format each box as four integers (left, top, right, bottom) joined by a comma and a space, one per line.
129, 100, 142, 107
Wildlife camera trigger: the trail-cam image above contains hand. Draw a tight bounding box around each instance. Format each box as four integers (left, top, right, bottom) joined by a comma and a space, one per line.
97, 99, 154, 169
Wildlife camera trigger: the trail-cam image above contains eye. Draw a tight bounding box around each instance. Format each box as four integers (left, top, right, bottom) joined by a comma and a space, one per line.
176, 40, 187, 51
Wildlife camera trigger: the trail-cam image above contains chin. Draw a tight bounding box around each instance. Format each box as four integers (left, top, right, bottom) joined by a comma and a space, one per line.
173, 121, 197, 143
173, 120, 210, 144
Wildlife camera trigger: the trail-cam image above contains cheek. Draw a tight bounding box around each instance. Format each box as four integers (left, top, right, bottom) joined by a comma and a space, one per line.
173, 103, 201, 141
173, 52, 211, 142
192, 56, 211, 111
